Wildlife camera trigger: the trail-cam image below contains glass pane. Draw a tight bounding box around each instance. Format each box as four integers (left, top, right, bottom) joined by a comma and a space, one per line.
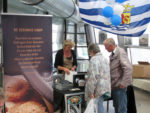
77, 47, 89, 59
52, 40, 62, 51
107, 33, 118, 45
94, 28, 100, 43
124, 37, 132, 45
0, 46, 0, 64
131, 37, 139, 46
52, 23, 64, 51
77, 25, 85, 33
99, 31, 107, 44
66, 34, 75, 42
77, 60, 89, 72
127, 48, 132, 64
128, 36, 149, 46
0, 28, 2, 45
52, 52, 57, 67
99, 45, 110, 62
67, 20, 75, 26
139, 34, 149, 46
77, 34, 87, 46
67, 25, 74, 33
127, 48, 150, 64
8, 0, 37, 13
95, 29, 118, 45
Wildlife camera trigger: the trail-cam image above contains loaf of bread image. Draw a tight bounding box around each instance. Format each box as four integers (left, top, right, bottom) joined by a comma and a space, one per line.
5, 75, 53, 113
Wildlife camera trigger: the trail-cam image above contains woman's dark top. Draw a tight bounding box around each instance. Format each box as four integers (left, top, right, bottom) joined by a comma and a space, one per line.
54, 49, 77, 73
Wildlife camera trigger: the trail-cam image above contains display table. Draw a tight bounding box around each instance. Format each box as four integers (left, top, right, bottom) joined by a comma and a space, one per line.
64, 91, 84, 113
54, 88, 85, 113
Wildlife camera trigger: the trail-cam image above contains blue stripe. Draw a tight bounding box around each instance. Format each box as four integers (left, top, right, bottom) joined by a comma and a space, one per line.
79, 0, 98, 2
79, 8, 103, 15
79, 0, 131, 2
79, 4, 150, 16
131, 4, 150, 16
81, 17, 150, 29
81, 17, 149, 36
81, 18, 109, 27
130, 17, 150, 28
97, 27, 145, 37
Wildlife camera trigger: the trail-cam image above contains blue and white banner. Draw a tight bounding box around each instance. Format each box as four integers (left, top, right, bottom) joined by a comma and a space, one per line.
79, 0, 150, 37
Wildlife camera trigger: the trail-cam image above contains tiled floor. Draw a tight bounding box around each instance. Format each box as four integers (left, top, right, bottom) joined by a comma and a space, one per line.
54, 88, 150, 113
134, 88, 150, 113
106, 88, 150, 113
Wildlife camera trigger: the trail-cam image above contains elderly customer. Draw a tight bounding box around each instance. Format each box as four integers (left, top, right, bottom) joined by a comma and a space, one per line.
104, 38, 132, 113
54, 40, 77, 77
85, 43, 111, 113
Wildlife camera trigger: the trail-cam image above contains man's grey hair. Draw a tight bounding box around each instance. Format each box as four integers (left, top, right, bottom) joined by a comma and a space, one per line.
88, 43, 100, 54
104, 38, 116, 46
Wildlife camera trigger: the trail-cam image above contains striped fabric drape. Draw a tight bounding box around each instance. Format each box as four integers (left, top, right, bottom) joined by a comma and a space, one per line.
79, 0, 150, 37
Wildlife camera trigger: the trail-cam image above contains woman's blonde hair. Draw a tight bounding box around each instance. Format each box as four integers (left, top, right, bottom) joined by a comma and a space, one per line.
63, 40, 75, 48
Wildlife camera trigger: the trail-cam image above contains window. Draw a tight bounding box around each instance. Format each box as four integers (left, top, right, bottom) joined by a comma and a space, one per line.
66, 21, 89, 72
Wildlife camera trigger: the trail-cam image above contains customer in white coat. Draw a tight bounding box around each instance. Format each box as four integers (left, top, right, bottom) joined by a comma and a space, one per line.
85, 43, 111, 113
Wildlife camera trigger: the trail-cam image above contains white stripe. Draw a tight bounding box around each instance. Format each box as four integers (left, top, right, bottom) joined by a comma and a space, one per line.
80, 10, 150, 23
79, 1, 108, 9
101, 24, 147, 35
79, 0, 150, 36
80, 13, 106, 22
79, 0, 150, 9
131, 11, 150, 22
82, 20, 148, 35
126, 0, 150, 7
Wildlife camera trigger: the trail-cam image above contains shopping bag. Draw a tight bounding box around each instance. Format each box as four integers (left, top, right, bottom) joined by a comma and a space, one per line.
84, 99, 97, 113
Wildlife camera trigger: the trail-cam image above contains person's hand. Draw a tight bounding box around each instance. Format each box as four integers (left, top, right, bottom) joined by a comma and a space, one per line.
90, 94, 94, 99
85, 75, 88, 81
71, 66, 76, 71
0, 100, 4, 107
64, 68, 70, 75
119, 84, 125, 89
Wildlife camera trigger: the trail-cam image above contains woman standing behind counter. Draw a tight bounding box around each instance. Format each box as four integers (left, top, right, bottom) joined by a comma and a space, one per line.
54, 40, 77, 77
54, 40, 77, 112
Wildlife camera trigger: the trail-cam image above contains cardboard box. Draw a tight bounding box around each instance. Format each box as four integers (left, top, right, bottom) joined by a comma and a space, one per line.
132, 64, 150, 78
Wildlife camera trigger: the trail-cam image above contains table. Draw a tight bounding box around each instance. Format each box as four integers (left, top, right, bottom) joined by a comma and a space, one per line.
54, 88, 85, 113
64, 91, 84, 113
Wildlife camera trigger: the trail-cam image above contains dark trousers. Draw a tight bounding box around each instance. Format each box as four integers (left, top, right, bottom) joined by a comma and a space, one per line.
127, 85, 137, 113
